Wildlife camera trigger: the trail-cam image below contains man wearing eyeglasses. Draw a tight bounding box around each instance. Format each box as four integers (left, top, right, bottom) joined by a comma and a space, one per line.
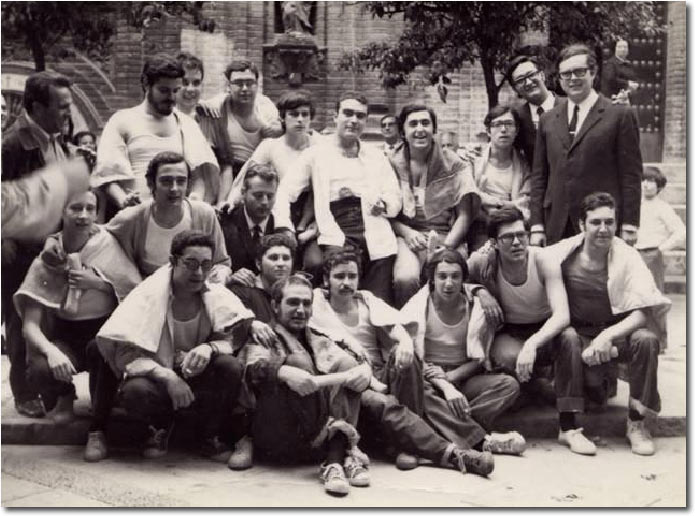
95, 230, 254, 464
198, 60, 283, 206
380, 115, 402, 156
467, 207, 586, 448
274, 92, 402, 304
529, 44, 642, 248
506, 55, 559, 168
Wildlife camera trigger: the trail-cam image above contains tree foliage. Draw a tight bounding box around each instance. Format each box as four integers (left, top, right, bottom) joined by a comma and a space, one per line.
1, 1, 215, 71
340, 1, 663, 107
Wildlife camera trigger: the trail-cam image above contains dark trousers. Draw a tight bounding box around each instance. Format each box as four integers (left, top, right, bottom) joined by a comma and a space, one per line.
326, 197, 396, 305
360, 352, 486, 462
2, 244, 40, 404
26, 316, 106, 412
559, 326, 661, 416
119, 355, 243, 439
491, 323, 585, 413
250, 353, 344, 464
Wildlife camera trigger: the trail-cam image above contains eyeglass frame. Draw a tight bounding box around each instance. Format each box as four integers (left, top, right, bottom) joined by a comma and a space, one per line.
178, 257, 214, 272
496, 230, 530, 245
489, 120, 517, 130
558, 67, 591, 80
511, 69, 542, 88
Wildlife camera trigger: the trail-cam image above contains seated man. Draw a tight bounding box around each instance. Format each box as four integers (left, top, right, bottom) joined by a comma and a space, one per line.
219, 162, 277, 287
312, 249, 525, 469
243, 274, 372, 496
95, 230, 254, 462
14, 190, 141, 424
467, 206, 573, 401
274, 91, 402, 304
546, 192, 670, 456
105, 152, 231, 282
390, 104, 480, 307
401, 249, 521, 432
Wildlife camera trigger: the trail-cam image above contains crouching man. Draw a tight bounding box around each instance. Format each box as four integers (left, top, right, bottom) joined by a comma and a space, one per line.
547, 192, 671, 456
95, 230, 254, 462
243, 274, 372, 497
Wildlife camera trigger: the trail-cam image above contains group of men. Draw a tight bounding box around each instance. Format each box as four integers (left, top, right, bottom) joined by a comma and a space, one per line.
1, 39, 673, 497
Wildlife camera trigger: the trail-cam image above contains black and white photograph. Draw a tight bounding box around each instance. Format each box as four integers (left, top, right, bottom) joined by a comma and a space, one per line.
0, 0, 687, 507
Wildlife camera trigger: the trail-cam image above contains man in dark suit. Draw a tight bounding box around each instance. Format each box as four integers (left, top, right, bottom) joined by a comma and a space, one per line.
529, 44, 642, 247
219, 162, 277, 286
506, 55, 560, 168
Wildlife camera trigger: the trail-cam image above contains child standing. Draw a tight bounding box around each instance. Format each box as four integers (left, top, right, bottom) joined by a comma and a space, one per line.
636, 166, 686, 293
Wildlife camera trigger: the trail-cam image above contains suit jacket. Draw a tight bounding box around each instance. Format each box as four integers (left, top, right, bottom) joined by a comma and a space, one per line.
530, 94, 643, 244
220, 205, 275, 273
514, 95, 561, 169
600, 56, 637, 98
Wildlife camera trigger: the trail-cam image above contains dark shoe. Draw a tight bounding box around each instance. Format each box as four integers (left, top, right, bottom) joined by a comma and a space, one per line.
395, 452, 419, 470
15, 399, 45, 418
450, 447, 495, 477
84, 430, 108, 462
227, 435, 253, 470
200, 435, 232, 463
143, 423, 174, 459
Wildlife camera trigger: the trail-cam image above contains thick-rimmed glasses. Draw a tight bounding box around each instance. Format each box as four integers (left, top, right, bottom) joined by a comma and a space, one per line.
180, 258, 214, 272
512, 70, 541, 88
497, 231, 529, 245
558, 67, 590, 80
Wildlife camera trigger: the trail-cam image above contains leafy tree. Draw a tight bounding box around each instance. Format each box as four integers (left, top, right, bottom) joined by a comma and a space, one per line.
1, 1, 215, 72
340, 2, 662, 107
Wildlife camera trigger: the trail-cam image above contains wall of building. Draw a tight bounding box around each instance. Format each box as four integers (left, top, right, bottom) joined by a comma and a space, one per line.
662, 1, 686, 161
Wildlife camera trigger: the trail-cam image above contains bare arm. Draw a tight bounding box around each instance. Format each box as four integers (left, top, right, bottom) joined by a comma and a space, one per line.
525, 252, 570, 350
217, 165, 235, 207
443, 194, 475, 249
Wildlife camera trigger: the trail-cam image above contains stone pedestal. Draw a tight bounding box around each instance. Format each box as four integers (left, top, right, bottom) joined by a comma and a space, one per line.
263, 32, 326, 87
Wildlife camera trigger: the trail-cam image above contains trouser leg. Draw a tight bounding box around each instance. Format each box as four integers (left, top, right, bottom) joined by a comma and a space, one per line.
360, 389, 451, 463
380, 352, 425, 416
119, 377, 174, 429
392, 237, 423, 309
421, 380, 487, 449
362, 255, 396, 306
459, 373, 520, 430
617, 329, 661, 416
552, 327, 586, 413
26, 348, 77, 412
186, 354, 244, 439
87, 342, 120, 433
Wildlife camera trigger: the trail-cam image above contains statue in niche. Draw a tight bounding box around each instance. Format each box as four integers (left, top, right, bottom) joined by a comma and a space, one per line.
282, 1, 313, 35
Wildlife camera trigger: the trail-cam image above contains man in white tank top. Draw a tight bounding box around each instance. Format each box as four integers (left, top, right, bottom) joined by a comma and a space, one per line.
93, 54, 219, 212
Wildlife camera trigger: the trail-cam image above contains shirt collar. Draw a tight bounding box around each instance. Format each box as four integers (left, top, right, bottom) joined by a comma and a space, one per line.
243, 205, 269, 234
568, 89, 599, 114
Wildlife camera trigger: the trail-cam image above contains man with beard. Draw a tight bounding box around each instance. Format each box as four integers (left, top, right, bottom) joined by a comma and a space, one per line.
92, 54, 219, 210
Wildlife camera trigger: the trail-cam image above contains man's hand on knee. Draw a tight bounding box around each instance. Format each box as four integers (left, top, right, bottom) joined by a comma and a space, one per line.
165, 374, 195, 410
181, 344, 213, 378
515, 342, 537, 383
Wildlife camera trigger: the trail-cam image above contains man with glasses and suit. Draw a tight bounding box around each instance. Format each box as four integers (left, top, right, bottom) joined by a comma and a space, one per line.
380, 115, 403, 157
528, 44, 642, 247
506, 55, 559, 168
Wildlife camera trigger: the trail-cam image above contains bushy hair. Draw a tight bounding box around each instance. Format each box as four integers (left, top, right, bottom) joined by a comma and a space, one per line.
256, 232, 297, 262
141, 54, 185, 92
145, 151, 190, 195
277, 90, 315, 120
398, 104, 438, 135
243, 161, 279, 190
580, 192, 616, 222
483, 104, 521, 130
642, 166, 667, 193
487, 206, 528, 239
426, 249, 468, 289
170, 229, 215, 257
506, 54, 542, 90
323, 248, 362, 282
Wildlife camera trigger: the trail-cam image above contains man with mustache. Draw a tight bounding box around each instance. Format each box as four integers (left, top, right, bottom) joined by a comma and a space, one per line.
92, 54, 219, 209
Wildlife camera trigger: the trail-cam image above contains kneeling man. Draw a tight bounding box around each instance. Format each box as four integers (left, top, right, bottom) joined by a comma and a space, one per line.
96, 230, 254, 462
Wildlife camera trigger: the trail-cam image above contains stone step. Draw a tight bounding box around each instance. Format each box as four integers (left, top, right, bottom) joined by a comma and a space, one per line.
644, 161, 686, 183
659, 182, 686, 205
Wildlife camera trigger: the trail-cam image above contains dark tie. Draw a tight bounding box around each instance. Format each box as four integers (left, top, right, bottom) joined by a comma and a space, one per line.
568, 104, 579, 139
536, 106, 544, 117
251, 225, 262, 246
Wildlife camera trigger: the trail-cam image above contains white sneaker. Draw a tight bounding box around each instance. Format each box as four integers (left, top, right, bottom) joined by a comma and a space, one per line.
558, 428, 597, 456
483, 431, 527, 455
626, 419, 655, 456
